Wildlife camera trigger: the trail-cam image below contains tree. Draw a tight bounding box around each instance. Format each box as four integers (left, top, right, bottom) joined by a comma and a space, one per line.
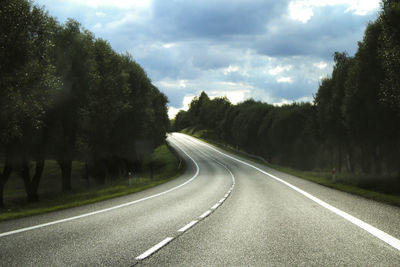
231, 100, 272, 154
0, 0, 60, 204
378, 0, 400, 177
343, 21, 388, 173
314, 52, 353, 172
379, 0, 400, 113
48, 19, 97, 191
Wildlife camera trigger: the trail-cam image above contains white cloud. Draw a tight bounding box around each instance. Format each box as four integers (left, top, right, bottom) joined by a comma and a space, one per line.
269, 65, 292, 76
344, 1, 380, 15
288, 0, 380, 23
95, 11, 107, 17
277, 77, 293, 83
273, 99, 292, 106
168, 106, 181, 119
183, 95, 195, 110
157, 79, 188, 89
273, 96, 313, 106
223, 65, 240, 75
162, 43, 176, 49
167, 94, 195, 119
209, 89, 250, 104
289, 2, 314, 23
313, 61, 328, 69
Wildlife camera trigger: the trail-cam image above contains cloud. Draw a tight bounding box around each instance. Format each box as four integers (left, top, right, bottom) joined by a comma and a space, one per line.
269, 65, 292, 76
95, 11, 107, 17
289, 2, 314, 23
288, 0, 380, 23
277, 77, 293, 83
223, 65, 240, 75
35, 0, 381, 118
313, 61, 328, 69
151, 0, 289, 41
168, 106, 181, 119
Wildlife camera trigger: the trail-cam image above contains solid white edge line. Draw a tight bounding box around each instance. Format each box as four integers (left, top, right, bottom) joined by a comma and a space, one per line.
224, 194, 229, 198
211, 203, 220, 210
219, 198, 226, 203
200, 210, 212, 218
0, 137, 200, 238
177, 133, 400, 252
135, 237, 174, 260
178, 220, 198, 233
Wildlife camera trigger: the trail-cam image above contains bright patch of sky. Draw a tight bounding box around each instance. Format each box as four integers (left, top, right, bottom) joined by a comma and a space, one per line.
269, 65, 292, 76
289, 0, 380, 23
35, 0, 381, 118
277, 77, 293, 83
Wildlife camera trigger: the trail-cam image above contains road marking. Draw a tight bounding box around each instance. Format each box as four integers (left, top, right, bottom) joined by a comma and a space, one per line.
200, 210, 212, 218
178, 220, 198, 233
135, 237, 174, 260
211, 203, 220, 209
134, 137, 237, 261
178, 133, 400, 252
0, 138, 200, 238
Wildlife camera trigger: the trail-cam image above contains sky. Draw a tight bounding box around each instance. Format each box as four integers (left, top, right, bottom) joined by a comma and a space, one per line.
35, 0, 381, 118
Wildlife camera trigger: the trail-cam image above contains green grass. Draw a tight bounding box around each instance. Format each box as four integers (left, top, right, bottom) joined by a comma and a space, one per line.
0, 144, 185, 221
182, 127, 400, 207
264, 164, 400, 207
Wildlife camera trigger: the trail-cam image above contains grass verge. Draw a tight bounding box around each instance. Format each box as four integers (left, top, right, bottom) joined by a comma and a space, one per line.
0, 143, 185, 222
182, 127, 400, 207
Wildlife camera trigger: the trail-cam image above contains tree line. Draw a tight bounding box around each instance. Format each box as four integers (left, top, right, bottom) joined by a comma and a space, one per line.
0, 0, 169, 206
173, 0, 400, 180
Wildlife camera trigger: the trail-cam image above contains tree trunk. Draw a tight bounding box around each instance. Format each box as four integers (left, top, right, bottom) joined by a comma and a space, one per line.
0, 161, 13, 208
20, 161, 32, 201
338, 145, 342, 173
58, 159, 72, 192
373, 146, 382, 175
84, 161, 90, 188
29, 160, 44, 202
20, 160, 44, 203
150, 162, 154, 180
328, 146, 334, 170
360, 145, 371, 174
346, 145, 354, 173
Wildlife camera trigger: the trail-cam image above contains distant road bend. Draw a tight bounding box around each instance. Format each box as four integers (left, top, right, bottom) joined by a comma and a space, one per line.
1, 133, 400, 266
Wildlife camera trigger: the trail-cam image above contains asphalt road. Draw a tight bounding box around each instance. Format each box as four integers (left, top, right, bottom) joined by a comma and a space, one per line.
1, 133, 400, 266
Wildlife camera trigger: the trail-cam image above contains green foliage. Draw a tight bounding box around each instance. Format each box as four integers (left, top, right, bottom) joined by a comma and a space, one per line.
174, 0, 400, 184
379, 0, 400, 112
0, 0, 169, 206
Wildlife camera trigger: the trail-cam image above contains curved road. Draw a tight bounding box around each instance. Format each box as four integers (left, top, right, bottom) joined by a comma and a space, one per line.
1, 133, 400, 266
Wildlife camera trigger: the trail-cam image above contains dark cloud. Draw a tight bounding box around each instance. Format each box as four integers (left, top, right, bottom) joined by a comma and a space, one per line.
252, 5, 378, 59
151, 0, 289, 41
34, 0, 381, 113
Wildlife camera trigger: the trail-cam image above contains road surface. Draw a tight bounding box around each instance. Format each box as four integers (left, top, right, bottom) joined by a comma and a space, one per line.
1, 133, 400, 266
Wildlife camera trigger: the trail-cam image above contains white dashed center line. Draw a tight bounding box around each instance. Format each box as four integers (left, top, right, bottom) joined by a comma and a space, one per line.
135, 237, 174, 260
178, 220, 198, 233
200, 210, 212, 218
211, 203, 220, 210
